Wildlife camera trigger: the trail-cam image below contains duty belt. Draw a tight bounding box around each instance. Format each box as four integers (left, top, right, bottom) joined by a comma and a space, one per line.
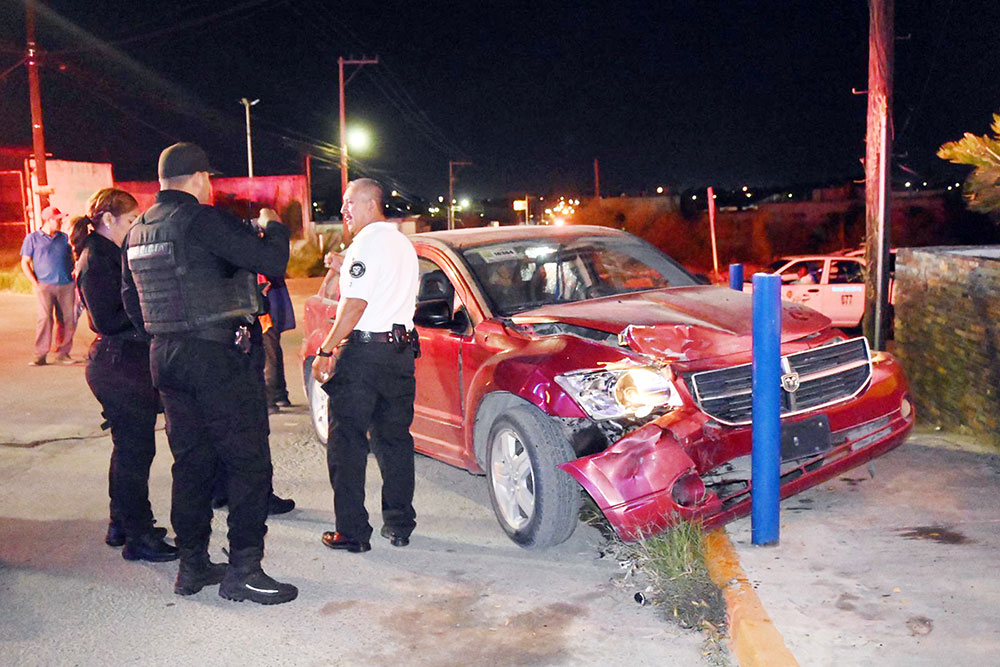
347, 330, 396, 344
165, 325, 252, 353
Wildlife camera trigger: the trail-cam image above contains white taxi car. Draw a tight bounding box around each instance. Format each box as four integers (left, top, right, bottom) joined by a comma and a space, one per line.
751, 255, 869, 328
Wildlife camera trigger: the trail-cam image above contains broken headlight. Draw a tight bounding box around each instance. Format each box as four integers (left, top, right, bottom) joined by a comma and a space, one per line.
555, 367, 683, 420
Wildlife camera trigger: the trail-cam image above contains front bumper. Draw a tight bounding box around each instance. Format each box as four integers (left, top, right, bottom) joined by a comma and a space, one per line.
559, 352, 914, 541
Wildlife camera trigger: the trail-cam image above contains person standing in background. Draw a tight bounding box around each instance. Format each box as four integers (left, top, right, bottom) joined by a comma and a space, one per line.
261, 272, 295, 411
21, 205, 78, 366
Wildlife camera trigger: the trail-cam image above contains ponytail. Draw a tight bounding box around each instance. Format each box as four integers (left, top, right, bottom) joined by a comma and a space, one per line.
69, 215, 96, 261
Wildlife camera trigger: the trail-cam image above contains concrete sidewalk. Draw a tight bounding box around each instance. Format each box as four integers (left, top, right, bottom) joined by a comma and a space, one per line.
714, 432, 1000, 666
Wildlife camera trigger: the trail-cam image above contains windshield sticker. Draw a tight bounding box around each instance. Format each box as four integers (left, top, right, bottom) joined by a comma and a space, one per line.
475, 247, 520, 263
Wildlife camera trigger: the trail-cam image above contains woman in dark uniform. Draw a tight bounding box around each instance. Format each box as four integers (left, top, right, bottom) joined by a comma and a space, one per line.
71, 188, 177, 562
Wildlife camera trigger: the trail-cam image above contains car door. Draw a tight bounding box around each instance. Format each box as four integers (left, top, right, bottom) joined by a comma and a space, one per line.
825, 258, 866, 327
411, 253, 470, 467
777, 259, 825, 310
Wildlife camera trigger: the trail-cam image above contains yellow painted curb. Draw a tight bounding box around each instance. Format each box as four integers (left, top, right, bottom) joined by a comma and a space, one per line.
705, 529, 798, 667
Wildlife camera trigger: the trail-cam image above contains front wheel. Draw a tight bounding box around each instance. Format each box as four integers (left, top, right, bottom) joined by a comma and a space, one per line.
486, 404, 581, 548
304, 357, 330, 446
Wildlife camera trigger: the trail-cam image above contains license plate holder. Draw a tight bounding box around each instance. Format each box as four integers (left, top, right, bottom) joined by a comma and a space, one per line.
781, 415, 831, 462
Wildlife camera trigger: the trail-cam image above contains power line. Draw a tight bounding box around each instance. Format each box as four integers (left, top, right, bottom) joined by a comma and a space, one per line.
53, 0, 288, 54
0, 57, 26, 83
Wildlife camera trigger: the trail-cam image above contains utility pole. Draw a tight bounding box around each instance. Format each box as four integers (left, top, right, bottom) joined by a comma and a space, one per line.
239, 97, 259, 178
593, 158, 600, 198
447, 160, 471, 230
863, 0, 894, 350
25, 0, 49, 215
338, 56, 378, 200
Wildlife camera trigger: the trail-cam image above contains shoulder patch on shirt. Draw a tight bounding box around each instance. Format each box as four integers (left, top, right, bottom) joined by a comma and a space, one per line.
349, 261, 366, 278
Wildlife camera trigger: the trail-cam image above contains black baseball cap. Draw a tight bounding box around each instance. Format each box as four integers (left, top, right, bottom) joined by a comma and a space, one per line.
157, 142, 222, 179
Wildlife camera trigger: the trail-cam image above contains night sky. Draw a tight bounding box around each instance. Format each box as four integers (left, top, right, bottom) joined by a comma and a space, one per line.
1, 0, 998, 204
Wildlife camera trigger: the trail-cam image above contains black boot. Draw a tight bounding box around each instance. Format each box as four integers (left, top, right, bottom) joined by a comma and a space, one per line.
122, 532, 179, 562
106, 520, 167, 548
175, 548, 228, 596
268, 493, 295, 515
218, 548, 297, 605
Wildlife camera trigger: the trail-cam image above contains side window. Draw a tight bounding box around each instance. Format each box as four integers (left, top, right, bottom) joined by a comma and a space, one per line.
779, 260, 823, 284
418, 258, 458, 311
829, 260, 864, 284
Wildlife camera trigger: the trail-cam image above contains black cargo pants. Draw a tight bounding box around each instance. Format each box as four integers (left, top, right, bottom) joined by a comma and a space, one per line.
325, 340, 416, 541
85, 337, 159, 537
151, 336, 272, 562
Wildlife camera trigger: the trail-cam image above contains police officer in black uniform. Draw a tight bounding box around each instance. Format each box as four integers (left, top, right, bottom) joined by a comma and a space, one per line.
312, 178, 420, 553
122, 142, 296, 604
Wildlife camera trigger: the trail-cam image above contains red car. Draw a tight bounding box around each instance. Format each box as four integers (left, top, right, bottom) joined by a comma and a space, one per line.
301, 226, 913, 548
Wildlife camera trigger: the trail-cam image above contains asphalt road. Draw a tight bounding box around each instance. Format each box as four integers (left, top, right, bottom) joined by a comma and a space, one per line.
0, 288, 708, 666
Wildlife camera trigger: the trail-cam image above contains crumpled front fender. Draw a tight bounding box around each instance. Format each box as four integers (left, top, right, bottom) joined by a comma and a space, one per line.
558, 422, 722, 540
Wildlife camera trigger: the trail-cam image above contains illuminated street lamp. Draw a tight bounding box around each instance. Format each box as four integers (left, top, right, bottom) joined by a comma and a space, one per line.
347, 126, 372, 154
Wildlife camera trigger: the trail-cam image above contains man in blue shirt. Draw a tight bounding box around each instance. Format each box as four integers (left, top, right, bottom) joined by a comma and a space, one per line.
20, 206, 78, 365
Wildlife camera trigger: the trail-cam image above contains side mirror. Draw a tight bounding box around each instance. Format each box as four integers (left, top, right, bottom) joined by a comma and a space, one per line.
450, 306, 471, 333
414, 299, 453, 327
781, 274, 796, 283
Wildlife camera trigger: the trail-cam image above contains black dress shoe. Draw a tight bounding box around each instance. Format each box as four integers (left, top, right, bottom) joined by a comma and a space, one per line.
274, 397, 292, 408
105, 521, 167, 548
268, 494, 295, 515
122, 532, 179, 562
321, 531, 371, 553
380, 525, 410, 547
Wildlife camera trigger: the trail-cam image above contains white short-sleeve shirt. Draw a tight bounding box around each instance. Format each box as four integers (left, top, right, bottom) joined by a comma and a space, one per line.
340, 221, 419, 332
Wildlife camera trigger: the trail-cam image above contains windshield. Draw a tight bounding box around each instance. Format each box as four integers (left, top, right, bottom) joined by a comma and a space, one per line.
460, 234, 698, 316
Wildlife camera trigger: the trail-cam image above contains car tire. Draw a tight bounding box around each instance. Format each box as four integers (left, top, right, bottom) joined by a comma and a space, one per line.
486, 404, 582, 549
304, 357, 330, 446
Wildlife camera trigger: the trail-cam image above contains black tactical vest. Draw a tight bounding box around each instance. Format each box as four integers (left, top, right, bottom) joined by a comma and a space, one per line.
125, 201, 261, 334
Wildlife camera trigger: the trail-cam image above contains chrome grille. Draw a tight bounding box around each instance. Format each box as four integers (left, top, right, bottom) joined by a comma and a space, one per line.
687, 338, 872, 425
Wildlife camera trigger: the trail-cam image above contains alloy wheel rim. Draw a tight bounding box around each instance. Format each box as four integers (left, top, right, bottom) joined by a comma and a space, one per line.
490, 427, 535, 530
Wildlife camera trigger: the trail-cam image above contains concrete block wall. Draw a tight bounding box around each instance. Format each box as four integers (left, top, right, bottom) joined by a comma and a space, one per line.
894, 246, 1000, 448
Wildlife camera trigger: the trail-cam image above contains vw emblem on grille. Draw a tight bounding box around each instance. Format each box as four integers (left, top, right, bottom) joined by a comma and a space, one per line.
781, 372, 801, 393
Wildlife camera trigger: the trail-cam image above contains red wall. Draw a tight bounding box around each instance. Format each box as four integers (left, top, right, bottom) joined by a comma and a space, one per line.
115, 174, 310, 237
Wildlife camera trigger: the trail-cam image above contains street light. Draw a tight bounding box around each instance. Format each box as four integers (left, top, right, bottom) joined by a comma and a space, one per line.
239, 97, 259, 177
346, 126, 371, 154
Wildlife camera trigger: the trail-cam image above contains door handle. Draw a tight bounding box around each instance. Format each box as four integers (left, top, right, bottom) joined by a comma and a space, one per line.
806, 288, 820, 293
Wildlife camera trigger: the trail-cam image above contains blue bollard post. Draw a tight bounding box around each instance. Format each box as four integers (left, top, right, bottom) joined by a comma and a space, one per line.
729, 263, 744, 291
751, 272, 781, 545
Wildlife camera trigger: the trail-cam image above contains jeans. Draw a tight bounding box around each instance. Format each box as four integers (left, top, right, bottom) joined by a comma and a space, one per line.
34, 282, 76, 358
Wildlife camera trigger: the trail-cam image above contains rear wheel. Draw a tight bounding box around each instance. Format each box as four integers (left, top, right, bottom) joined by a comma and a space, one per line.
304, 357, 330, 445
486, 404, 581, 548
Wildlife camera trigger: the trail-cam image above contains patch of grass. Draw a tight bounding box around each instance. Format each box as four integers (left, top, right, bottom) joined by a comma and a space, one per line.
585, 504, 730, 665
0, 265, 32, 294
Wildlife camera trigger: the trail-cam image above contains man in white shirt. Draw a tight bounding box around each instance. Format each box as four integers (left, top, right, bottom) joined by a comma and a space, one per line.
312, 179, 419, 552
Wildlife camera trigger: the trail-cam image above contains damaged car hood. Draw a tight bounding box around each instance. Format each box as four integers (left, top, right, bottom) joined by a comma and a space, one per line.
512, 286, 830, 361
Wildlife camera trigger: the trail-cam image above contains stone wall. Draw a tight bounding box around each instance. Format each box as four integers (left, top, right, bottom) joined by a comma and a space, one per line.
894, 246, 1000, 448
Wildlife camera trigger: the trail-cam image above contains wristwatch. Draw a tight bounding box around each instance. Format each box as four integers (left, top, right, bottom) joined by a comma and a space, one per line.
315, 347, 334, 358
